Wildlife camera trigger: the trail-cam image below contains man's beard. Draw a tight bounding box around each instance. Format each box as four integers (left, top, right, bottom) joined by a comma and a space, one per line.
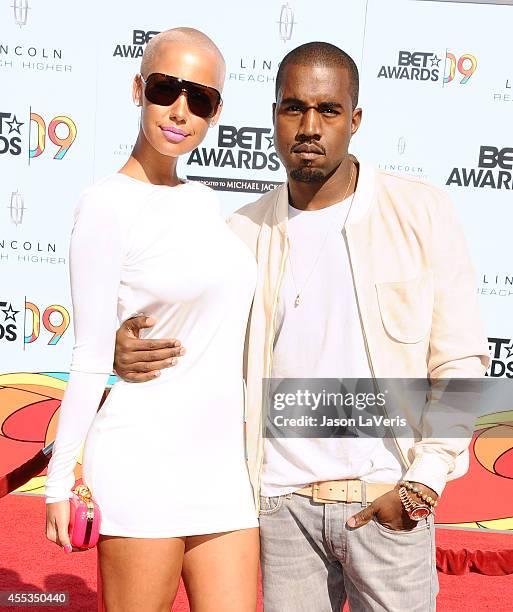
290, 166, 325, 182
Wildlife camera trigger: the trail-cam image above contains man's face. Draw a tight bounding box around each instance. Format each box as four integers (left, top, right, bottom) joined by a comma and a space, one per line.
273, 63, 361, 182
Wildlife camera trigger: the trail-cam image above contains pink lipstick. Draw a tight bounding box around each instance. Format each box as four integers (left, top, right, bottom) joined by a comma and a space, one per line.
161, 126, 188, 143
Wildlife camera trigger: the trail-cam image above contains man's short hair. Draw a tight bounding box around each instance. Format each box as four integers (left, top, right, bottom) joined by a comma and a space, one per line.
275, 42, 359, 109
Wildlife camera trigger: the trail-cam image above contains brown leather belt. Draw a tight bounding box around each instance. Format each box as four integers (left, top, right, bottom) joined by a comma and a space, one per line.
295, 479, 396, 504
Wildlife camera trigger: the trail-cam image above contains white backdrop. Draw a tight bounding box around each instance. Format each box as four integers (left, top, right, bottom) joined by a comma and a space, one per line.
1, 0, 512, 378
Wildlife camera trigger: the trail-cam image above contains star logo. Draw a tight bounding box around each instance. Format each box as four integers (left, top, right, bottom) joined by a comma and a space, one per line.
430, 55, 441, 68
505, 343, 513, 360
6, 115, 24, 135
2, 303, 19, 322
265, 135, 275, 150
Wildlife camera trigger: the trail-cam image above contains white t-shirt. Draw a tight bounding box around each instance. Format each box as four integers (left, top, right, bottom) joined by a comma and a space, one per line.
261, 199, 403, 496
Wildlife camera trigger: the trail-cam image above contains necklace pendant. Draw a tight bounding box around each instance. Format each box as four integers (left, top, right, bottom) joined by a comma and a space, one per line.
294, 294, 301, 307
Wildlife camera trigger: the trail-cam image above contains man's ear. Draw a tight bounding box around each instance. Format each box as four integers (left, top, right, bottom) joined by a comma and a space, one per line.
272, 102, 277, 126
351, 107, 363, 136
132, 74, 143, 107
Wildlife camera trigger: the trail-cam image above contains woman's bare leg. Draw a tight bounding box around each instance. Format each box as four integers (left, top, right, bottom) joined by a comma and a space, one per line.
98, 535, 185, 612
182, 528, 260, 612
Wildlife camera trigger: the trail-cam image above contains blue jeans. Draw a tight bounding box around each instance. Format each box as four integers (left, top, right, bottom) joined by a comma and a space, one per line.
259, 491, 438, 612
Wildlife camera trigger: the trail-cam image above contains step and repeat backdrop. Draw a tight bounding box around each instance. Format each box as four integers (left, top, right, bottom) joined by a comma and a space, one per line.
1, 0, 512, 530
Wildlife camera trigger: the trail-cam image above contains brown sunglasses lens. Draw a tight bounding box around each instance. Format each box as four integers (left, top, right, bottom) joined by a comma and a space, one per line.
144, 74, 220, 119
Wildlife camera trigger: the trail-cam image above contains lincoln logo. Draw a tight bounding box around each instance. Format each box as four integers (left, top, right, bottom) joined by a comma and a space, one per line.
12, 0, 30, 27
397, 137, 406, 155
9, 190, 25, 226
278, 3, 295, 43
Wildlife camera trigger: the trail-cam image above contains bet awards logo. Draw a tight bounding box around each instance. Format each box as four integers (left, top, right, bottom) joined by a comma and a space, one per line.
8, 190, 26, 225
113, 29, 160, 59
0, 111, 76, 161
12, 0, 29, 27
0, 112, 23, 156
378, 51, 477, 85
0, 299, 70, 345
0, 300, 19, 343
378, 51, 441, 82
186, 125, 283, 193
488, 337, 513, 378
446, 146, 513, 189
187, 125, 280, 172
278, 3, 296, 43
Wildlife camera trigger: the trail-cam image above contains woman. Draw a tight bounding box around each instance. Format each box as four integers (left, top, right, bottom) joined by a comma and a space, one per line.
45, 28, 259, 612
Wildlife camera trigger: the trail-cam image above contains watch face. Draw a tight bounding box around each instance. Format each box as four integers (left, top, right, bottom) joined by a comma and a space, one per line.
411, 506, 431, 521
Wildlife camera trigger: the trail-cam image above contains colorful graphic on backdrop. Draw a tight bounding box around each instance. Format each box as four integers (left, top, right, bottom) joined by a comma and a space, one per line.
0, 111, 77, 161
1, 371, 511, 532
29, 113, 77, 160
0, 299, 70, 349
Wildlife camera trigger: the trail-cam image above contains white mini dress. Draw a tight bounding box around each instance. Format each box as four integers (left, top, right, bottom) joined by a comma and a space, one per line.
45, 174, 258, 537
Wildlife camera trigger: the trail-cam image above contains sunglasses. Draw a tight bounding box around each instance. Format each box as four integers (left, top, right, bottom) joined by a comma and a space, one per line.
140, 72, 222, 119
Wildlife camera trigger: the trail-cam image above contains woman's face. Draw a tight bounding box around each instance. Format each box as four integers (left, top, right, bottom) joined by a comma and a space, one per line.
133, 41, 224, 157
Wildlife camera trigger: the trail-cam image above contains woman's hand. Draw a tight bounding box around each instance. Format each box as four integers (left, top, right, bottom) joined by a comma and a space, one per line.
46, 499, 73, 553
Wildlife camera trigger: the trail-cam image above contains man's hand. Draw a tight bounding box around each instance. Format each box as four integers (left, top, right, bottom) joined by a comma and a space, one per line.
114, 316, 185, 382
346, 482, 437, 531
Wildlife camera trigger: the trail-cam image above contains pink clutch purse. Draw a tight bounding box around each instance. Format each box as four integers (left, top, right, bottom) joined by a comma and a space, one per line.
68, 484, 101, 549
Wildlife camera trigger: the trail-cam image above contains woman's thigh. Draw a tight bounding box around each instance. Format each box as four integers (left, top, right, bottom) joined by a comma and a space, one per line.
182, 527, 260, 612
98, 535, 185, 612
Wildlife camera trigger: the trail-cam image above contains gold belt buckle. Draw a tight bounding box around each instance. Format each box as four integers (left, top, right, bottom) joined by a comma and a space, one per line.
312, 483, 321, 502
312, 482, 338, 504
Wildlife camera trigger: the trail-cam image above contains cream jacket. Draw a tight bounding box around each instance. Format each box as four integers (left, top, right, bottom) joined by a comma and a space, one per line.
228, 159, 489, 507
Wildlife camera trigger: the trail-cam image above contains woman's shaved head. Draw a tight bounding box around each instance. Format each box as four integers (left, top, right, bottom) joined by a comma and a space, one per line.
140, 27, 225, 90
132, 27, 225, 162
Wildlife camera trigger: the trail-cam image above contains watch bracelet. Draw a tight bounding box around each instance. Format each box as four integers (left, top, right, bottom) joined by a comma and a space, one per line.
400, 480, 438, 507
399, 486, 433, 516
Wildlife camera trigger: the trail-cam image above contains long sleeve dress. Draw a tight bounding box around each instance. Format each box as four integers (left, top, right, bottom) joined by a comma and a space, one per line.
44, 173, 258, 537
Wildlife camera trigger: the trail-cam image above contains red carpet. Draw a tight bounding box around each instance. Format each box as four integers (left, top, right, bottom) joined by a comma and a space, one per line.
1, 494, 512, 611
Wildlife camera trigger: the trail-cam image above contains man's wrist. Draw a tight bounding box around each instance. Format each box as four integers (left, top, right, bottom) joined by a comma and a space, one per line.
401, 480, 439, 505
403, 453, 448, 496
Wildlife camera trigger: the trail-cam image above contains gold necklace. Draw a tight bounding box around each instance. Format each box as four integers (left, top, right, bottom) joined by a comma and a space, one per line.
288, 162, 356, 308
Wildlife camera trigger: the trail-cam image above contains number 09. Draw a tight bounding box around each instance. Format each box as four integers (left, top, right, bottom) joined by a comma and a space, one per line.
444, 53, 477, 85
25, 303, 70, 345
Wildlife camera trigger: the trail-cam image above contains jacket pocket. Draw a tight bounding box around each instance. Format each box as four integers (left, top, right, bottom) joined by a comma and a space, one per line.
376, 272, 433, 344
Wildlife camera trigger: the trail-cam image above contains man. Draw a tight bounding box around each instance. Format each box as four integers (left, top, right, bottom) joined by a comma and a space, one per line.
113, 43, 489, 611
